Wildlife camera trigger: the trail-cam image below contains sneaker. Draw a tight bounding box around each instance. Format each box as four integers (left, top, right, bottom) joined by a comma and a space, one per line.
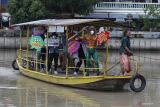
40, 69, 44, 72
48, 69, 52, 74
54, 71, 58, 75
85, 73, 89, 76
49, 70, 52, 74
73, 72, 77, 76
96, 71, 100, 76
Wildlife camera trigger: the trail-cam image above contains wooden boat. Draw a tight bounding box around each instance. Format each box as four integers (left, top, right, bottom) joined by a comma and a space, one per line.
12, 19, 146, 92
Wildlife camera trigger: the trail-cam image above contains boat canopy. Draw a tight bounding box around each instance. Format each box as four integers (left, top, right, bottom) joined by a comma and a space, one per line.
13, 19, 106, 27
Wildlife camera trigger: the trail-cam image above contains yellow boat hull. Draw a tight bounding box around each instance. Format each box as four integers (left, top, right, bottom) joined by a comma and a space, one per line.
16, 59, 131, 90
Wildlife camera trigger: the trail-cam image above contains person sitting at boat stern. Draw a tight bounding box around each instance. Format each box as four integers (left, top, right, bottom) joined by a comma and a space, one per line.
78, 26, 99, 76
45, 32, 60, 75
119, 30, 133, 76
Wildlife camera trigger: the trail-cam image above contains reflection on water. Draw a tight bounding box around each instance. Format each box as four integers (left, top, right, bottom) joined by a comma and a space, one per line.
0, 49, 160, 107
1, 67, 160, 107
17, 76, 100, 107
0, 49, 16, 67
0, 68, 100, 107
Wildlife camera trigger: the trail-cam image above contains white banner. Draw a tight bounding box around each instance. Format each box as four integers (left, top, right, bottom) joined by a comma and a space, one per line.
49, 26, 64, 33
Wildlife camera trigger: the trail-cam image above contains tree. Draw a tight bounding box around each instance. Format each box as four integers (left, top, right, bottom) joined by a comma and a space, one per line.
41, 0, 98, 17
139, 5, 160, 31
29, 0, 50, 20
8, 0, 98, 24
8, 0, 50, 24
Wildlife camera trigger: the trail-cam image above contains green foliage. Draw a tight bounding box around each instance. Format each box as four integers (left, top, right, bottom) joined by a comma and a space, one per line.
140, 6, 160, 31
42, 0, 97, 15
8, 0, 98, 24
144, 5, 160, 18
8, 0, 49, 24
29, 0, 49, 20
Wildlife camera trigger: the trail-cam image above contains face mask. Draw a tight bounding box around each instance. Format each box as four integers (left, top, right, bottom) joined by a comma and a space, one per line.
90, 30, 94, 35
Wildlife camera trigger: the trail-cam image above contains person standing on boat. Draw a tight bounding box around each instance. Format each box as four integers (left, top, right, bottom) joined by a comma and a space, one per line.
45, 32, 60, 75
119, 29, 133, 76
32, 27, 46, 71
68, 28, 87, 76
37, 34, 45, 71
68, 40, 86, 76
78, 26, 99, 76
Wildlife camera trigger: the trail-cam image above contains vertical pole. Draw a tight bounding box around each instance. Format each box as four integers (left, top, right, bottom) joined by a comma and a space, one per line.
20, 28, 22, 65
45, 27, 49, 74
36, 51, 38, 72
26, 26, 29, 70
83, 60, 85, 77
105, 43, 108, 76
65, 27, 68, 78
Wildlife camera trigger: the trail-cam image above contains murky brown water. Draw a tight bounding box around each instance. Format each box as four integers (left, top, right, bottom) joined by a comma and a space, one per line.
0, 49, 160, 107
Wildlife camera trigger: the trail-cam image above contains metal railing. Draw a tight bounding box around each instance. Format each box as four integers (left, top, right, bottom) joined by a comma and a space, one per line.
16, 49, 140, 77
95, 2, 160, 9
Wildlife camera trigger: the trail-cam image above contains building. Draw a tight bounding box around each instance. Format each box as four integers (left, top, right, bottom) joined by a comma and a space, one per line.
0, 0, 8, 12
100, 0, 159, 2
0, 0, 10, 28
77, 0, 160, 22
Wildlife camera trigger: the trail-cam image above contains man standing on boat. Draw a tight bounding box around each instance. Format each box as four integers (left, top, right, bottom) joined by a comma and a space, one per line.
45, 32, 60, 75
78, 26, 100, 76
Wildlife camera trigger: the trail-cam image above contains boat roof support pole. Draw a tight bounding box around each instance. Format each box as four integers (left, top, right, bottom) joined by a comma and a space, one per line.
45, 27, 49, 74
105, 43, 109, 76
65, 26, 69, 78
19, 27, 22, 61
36, 51, 38, 72
26, 26, 30, 70
19, 28, 22, 51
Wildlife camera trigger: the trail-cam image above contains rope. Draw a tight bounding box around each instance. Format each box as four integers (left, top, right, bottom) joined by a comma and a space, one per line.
105, 61, 120, 72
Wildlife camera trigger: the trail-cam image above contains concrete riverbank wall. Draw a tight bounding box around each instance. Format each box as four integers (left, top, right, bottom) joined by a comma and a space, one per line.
0, 30, 26, 49
1, 30, 160, 50
108, 38, 160, 51
2, 37, 160, 51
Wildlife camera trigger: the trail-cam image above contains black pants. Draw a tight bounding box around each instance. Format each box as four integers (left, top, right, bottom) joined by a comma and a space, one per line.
48, 53, 59, 72
75, 44, 86, 72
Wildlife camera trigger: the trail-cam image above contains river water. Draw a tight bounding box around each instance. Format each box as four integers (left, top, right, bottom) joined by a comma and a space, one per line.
0, 49, 160, 107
